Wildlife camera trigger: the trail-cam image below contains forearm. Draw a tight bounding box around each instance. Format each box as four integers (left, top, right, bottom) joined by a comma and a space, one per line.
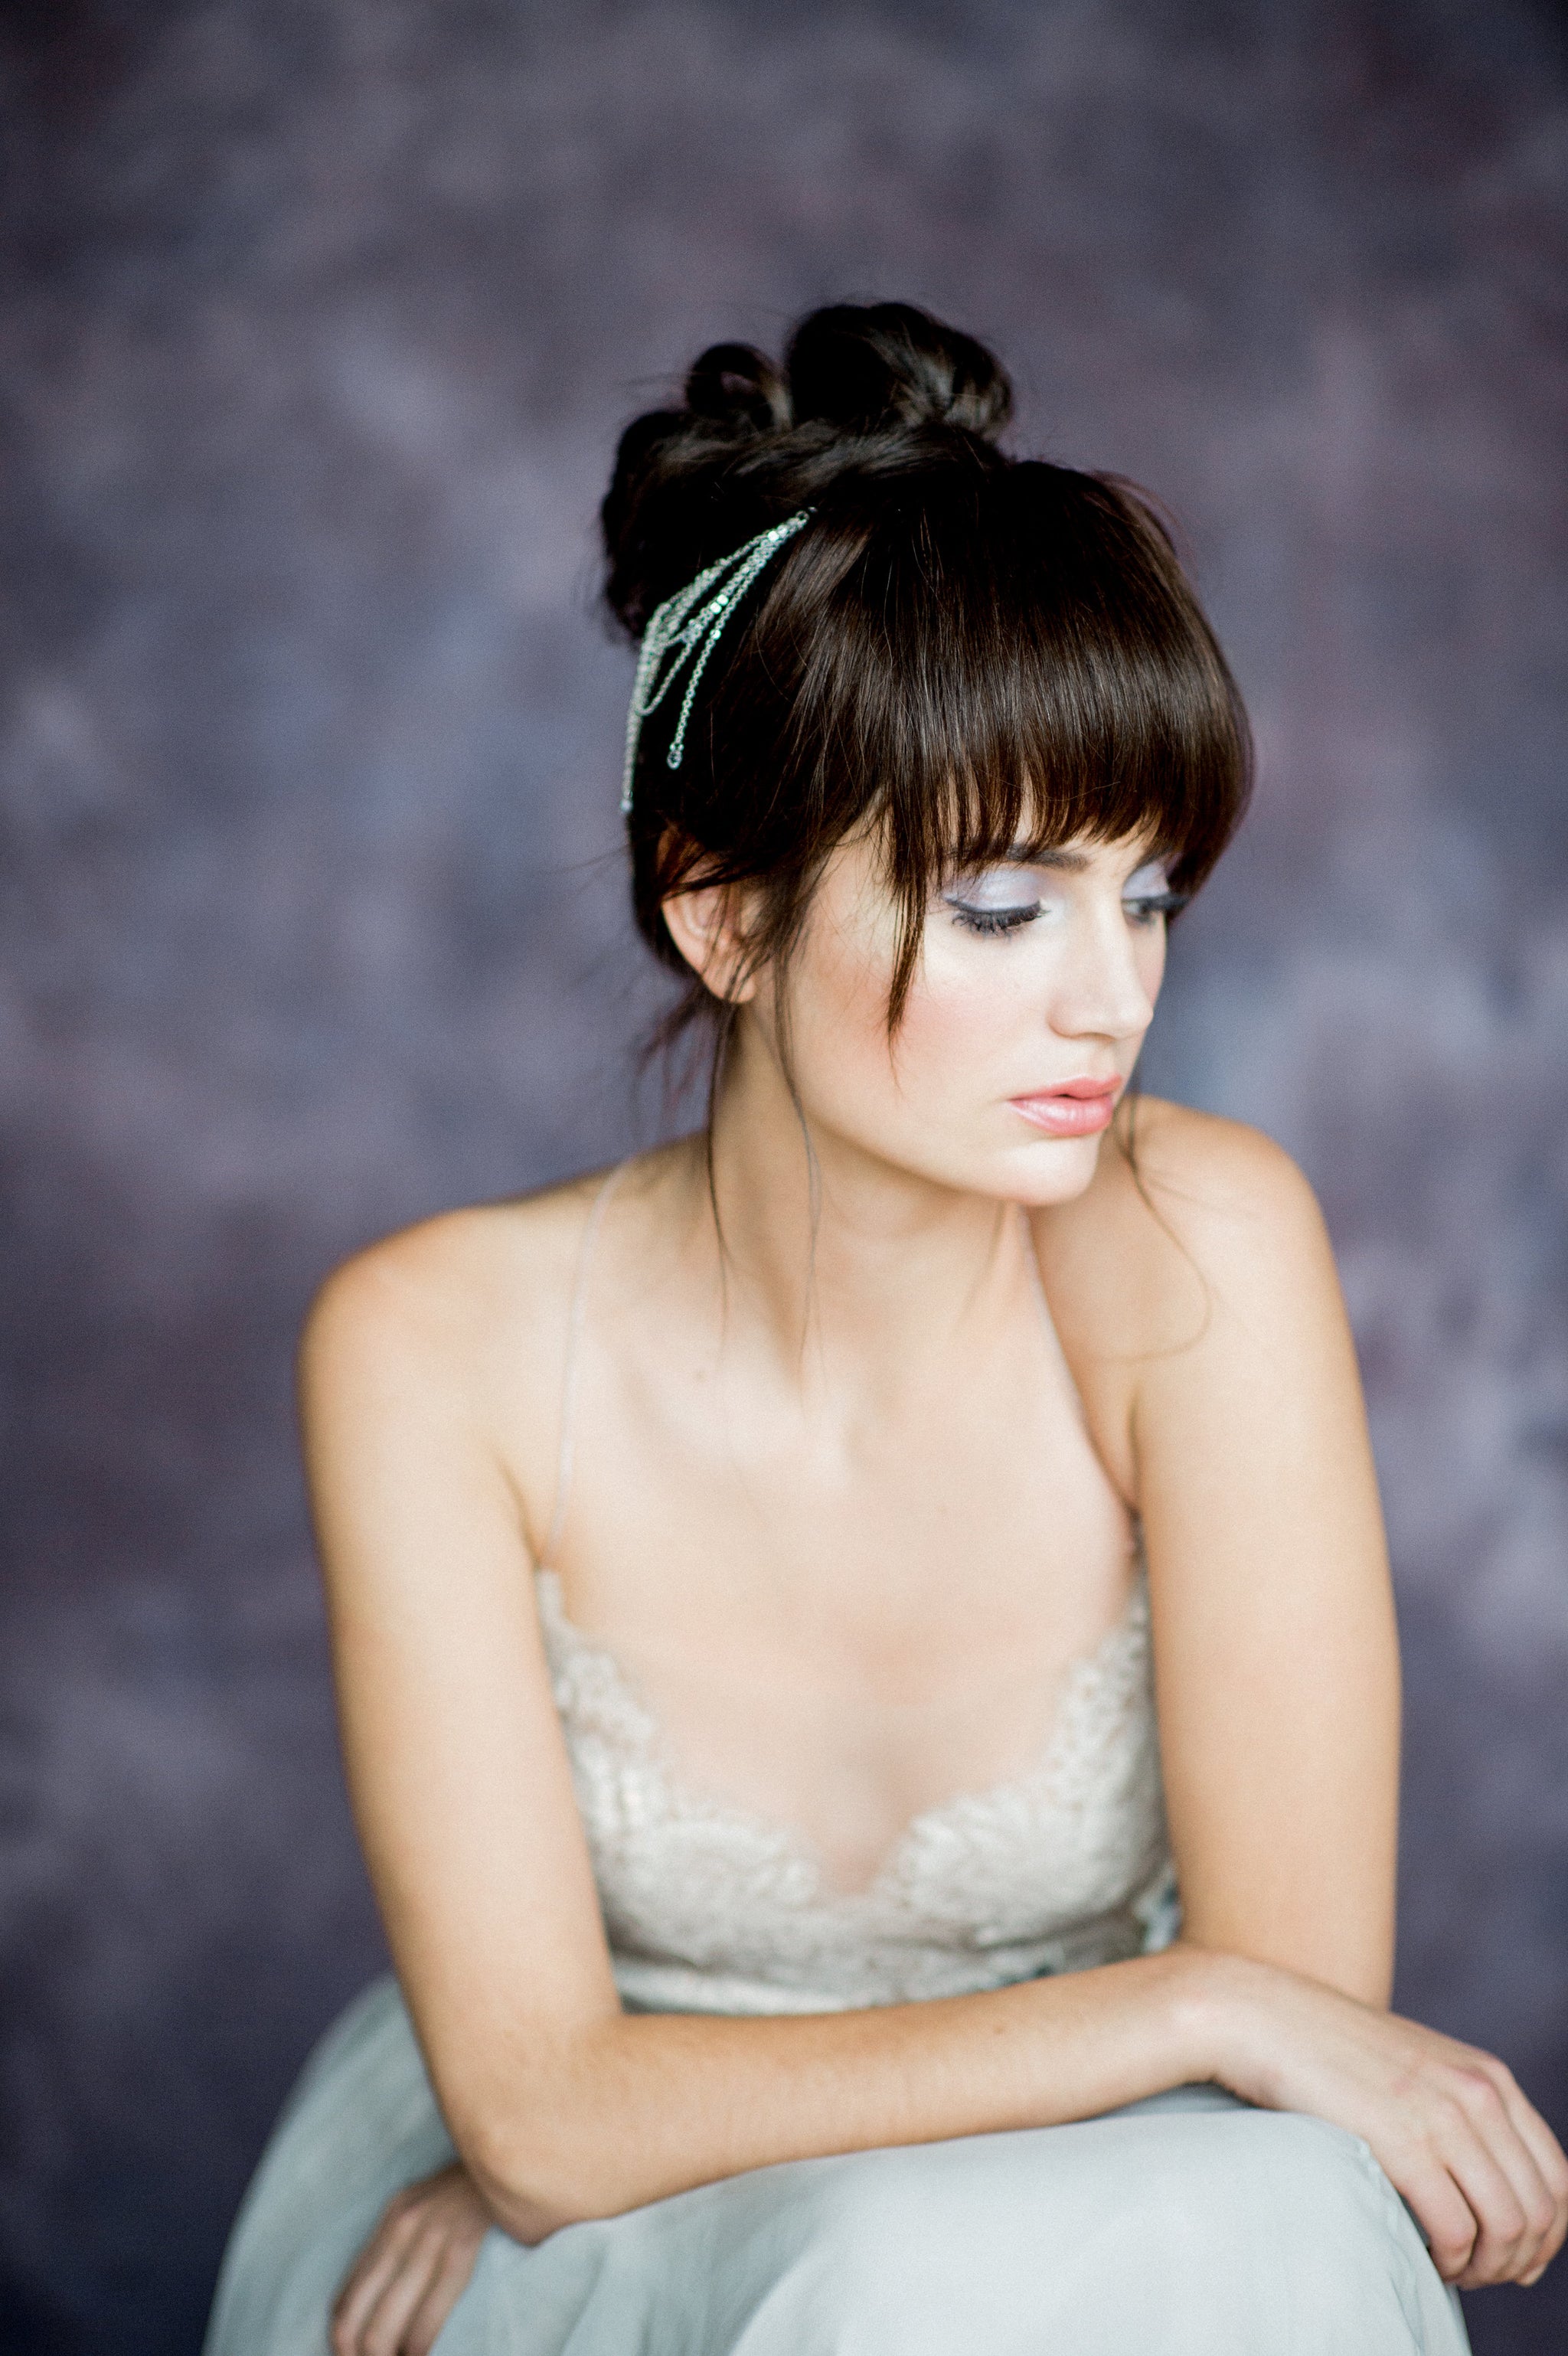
462, 1944, 1224, 2240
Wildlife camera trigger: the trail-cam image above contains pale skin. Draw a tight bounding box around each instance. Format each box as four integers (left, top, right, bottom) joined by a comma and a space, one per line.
309, 828, 1568, 2356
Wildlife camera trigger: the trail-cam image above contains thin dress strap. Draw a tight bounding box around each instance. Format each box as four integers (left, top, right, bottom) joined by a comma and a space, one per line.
539, 1164, 625, 1571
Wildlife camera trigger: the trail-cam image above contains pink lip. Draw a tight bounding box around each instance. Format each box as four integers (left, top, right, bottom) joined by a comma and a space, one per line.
1008, 1077, 1122, 1138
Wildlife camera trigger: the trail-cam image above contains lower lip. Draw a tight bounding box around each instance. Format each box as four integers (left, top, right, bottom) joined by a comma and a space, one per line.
1008, 1091, 1119, 1137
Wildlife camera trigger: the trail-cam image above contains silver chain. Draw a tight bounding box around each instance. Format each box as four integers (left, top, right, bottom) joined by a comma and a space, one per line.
620, 511, 812, 815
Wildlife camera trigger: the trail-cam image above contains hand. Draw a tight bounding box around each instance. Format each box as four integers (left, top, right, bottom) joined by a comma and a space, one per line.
331, 2162, 491, 2356
1204, 1954, 1568, 2289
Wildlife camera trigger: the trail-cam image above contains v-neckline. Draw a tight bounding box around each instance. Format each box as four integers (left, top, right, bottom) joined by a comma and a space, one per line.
532, 1560, 1151, 1906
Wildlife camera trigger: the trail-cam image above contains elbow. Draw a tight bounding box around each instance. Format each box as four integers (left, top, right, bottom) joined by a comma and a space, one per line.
466, 2142, 629, 2247
452, 2075, 639, 2244
469, 2167, 581, 2247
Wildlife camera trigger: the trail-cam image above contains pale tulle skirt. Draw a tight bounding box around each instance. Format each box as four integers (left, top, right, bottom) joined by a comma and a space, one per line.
206, 1974, 1470, 2355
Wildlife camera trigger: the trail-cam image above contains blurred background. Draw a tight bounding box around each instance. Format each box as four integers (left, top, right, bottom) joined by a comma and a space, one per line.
1, 1, 1564, 2349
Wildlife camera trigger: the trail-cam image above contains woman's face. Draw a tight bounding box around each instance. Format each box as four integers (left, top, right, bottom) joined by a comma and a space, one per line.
744, 827, 1181, 1207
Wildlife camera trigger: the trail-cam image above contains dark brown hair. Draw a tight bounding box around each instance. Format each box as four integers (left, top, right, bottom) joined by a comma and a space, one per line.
602, 301, 1251, 1069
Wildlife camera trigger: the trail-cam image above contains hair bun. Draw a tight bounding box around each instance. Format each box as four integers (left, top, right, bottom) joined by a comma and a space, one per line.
786, 302, 1012, 440
601, 300, 1014, 636
683, 341, 792, 434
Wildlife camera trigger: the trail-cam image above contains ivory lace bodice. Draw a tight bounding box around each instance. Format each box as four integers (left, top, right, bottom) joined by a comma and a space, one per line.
534, 1567, 1176, 2016
534, 1168, 1178, 2018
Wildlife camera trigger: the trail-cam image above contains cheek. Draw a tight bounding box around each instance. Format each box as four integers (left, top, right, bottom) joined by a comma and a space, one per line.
896, 957, 1018, 1063
781, 903, 901, 1088
877, 936, 1044, 1101
785, 900, 992, 1118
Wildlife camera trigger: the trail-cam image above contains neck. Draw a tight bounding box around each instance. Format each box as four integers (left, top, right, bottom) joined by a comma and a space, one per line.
685, 1017, 1034, 1399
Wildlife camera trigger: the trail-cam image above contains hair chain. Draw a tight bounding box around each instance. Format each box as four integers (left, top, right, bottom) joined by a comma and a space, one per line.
621, 511, 812, 814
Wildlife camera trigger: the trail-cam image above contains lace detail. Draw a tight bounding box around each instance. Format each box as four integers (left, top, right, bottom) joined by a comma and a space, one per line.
534, 1569, 1177, 2015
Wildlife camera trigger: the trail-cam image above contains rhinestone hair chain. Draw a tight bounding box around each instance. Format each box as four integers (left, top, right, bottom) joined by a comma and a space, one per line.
620, 510, 812, 815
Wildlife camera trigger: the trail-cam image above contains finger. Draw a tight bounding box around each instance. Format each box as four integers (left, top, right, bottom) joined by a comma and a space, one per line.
1449, 2073, 1560, 2285
1433, 2117, 1530, 2289
1485, 2107, 1564, 2282
1383, 2151, 1480, 2284
332, 2208, 423, 2356
405, 2235, 486, 2356
1494, 2078, 1568, 2282
356, 2225, 446, 2356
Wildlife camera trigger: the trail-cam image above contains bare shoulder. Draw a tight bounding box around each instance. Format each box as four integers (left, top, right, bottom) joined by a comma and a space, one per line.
1116, 1094, 1328, 1262
302, 1170, 605, 1387
299, 1141, 695, 1562
299, 1143, 688, 1430
1035, 1096, 1337, 1371
1123, 1093, 1313, 1197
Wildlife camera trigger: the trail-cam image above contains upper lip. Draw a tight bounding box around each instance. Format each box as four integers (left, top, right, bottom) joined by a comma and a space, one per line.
1011, 1077, 1122, 1100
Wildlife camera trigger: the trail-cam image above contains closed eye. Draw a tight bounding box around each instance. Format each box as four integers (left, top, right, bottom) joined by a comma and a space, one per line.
946, 897, 1041, 937
940, 861, 1050, 936
941, 857, 1188, 938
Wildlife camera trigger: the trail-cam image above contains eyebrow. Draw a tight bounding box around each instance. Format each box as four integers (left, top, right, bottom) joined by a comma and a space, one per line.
1005, 843, 1092, 871
1004, 843, 1167, 875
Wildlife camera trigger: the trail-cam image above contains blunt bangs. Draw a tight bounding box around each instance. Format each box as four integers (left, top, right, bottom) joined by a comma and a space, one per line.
775, 462, 1252, 1023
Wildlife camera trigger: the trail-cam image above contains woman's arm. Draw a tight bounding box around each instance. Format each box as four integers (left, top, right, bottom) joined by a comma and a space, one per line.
304, 1191, 1565, 2290
1046, 1103, 1566, 2283
1126, 1109, 1401, 2002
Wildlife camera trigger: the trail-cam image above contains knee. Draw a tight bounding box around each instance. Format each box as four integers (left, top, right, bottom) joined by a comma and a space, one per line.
748, 2121, 1442, 2352
1157, 2107, 1391, 2240
1191, 2112, 1436, 2339
1240, 2109, 1396, 2231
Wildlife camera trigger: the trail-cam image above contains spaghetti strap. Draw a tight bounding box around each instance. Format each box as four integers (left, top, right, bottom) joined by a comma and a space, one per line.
540, 1164, 625, 1571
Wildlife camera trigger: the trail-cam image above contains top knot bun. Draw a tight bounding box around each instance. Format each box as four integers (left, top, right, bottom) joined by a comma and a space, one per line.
681, 340, 794, 434
785, 302, 1011, 438
602, 301, 1014, 635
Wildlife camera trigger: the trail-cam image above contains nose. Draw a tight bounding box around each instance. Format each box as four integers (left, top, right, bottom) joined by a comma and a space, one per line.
1048, 899, 1158, 1046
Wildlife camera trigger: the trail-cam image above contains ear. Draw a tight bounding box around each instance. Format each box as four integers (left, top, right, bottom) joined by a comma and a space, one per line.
661, 875, 762, 1004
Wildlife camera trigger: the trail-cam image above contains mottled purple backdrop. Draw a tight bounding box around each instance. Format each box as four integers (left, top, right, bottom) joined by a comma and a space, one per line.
1, 2, 1564, 2350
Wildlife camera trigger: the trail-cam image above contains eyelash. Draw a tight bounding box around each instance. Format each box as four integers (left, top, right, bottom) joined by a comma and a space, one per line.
949, 903, 1038, 937
946, 890, 1189, 938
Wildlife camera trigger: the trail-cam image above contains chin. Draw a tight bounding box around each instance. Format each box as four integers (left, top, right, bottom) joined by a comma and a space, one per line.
996, 1132, 1109, 1207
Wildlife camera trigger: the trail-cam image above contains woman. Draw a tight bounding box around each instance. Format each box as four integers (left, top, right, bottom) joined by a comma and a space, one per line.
205, 301, 1566, 2355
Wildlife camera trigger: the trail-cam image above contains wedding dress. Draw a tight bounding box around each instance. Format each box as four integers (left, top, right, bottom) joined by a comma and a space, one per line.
205, 1180, 1468, 2353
